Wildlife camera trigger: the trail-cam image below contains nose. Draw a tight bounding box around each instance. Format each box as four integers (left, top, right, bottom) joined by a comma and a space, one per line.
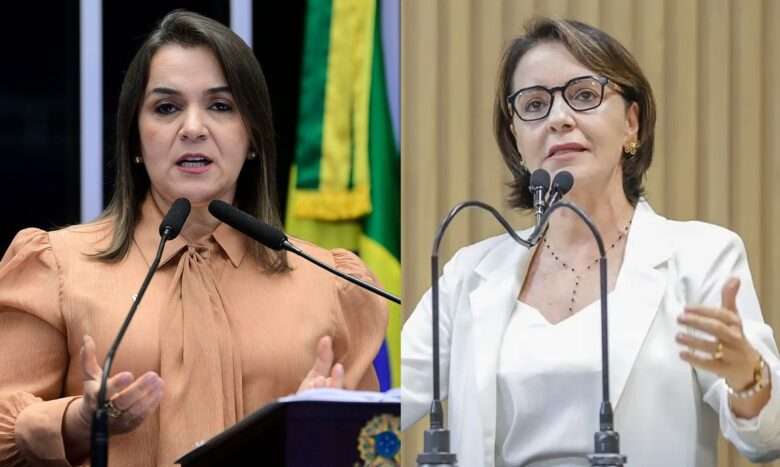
179, 107, 208, 141
546, 91, 575, 132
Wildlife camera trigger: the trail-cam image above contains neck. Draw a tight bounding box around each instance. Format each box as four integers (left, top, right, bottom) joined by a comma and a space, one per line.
545, 177, 634, 250
179, 205, 220, 243
150, 192, 221, 244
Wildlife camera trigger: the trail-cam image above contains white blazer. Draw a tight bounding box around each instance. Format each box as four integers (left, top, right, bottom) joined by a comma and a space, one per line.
402, 201, 780, 467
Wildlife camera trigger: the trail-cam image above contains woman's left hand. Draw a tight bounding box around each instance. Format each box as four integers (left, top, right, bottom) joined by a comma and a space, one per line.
297, 335, 345, 393
676, 278, 762, 389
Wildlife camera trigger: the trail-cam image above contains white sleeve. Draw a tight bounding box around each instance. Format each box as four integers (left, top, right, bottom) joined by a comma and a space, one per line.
401, 249, 463, 430
690, 231, 780, 460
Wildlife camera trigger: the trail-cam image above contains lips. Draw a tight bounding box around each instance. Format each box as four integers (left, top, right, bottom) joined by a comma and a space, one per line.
547, 143, 587, 158
176, 153, 213, 168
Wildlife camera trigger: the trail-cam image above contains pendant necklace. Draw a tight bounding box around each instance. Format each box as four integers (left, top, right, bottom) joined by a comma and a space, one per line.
542, 220, 632, 314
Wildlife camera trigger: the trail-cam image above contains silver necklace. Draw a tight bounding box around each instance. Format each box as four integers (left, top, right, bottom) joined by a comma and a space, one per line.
542, 220, 632, 314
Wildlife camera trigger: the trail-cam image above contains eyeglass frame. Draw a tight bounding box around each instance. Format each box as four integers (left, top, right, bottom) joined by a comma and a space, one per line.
506, 75, 627, 122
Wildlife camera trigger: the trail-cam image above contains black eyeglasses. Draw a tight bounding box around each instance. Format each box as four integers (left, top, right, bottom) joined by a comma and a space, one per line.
507, 75, 623, 122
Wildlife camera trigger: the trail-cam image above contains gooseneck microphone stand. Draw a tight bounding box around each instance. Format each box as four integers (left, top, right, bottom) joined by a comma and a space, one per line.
282, 241, 401, 304
418, 169, 625, 465
91, 236, 168, 467
91, 198, 190, 467
535, 200, 627, 466
418, 201, 533, 467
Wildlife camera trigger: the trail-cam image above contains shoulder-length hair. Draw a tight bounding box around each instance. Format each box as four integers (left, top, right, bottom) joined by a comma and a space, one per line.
493, 18, 656, 210
96, 10, 287, 271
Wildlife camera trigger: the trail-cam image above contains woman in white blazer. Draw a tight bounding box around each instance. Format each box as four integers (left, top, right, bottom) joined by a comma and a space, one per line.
401, 18, 780, 467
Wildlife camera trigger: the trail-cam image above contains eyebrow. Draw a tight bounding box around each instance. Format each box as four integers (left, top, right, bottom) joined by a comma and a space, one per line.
146, 85, 232, 98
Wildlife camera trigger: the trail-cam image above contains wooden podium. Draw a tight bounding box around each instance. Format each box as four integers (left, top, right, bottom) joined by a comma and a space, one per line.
176, 396, 400, 466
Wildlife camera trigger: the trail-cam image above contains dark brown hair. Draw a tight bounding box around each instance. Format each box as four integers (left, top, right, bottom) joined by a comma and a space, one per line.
493, 18, 656, 210
96, 10, 287, 271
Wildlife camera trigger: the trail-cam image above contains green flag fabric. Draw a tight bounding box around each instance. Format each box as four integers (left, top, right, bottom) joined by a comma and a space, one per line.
286, 0, 400, 389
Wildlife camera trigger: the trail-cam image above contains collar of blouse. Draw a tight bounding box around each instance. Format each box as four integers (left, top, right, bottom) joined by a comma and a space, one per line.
133, 194, 248, 269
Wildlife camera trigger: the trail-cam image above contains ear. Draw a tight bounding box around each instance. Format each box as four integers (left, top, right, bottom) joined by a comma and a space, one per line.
624, 101, 640, 142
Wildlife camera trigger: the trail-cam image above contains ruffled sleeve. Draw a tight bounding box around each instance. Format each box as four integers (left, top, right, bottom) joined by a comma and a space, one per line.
0, 229, 77, 467
330, 249, 389, 391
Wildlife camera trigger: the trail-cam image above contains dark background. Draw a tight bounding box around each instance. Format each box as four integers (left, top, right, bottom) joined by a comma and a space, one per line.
0, 1, 305, 253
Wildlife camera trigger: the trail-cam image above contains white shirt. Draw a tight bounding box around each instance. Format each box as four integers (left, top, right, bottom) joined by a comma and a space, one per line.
496, 300, 603, 466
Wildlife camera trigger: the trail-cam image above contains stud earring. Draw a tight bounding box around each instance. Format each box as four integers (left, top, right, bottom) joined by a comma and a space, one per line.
623, 141, 639, 157
248, 151, 257, 160
134, 156, 143, 164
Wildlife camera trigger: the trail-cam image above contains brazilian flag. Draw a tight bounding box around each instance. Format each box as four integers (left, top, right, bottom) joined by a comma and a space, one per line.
286, 0, 400, 390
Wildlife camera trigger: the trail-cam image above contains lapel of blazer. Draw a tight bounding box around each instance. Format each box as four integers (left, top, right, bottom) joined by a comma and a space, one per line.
469, 232, 536, 460
609, 201, 673, 408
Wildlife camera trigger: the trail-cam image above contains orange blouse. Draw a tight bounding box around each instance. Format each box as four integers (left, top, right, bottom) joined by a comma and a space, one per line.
0, 197, 388, 466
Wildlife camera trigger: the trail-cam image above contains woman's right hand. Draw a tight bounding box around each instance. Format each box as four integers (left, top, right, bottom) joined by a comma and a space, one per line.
63, 335, 164, 463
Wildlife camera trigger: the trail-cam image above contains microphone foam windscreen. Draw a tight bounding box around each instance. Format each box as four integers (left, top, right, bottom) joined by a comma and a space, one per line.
208, 200, 287, 250
529, 169, 551, 191
159, 198, 191, 239
551, 170, 574, 196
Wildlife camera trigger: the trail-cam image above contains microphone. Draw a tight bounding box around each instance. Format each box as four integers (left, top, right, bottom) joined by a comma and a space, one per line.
159, 197, 191, 239
527, 170, 575, 245
208, 199, 288, 250
529, 169, 551, 229
207, 200, 400, 304
547, 170, 574, 206
91, 198, 190, 467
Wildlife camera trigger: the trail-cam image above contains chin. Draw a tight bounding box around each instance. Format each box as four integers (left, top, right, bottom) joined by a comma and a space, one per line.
153, 179, 236, 208
187, 198, 214, 209
160, 191, 218, 208
547, 164, 582, 178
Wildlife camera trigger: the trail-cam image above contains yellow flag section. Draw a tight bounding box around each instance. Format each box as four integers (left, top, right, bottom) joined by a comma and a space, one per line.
286, 0, 400, 390
291, 0, 372, 220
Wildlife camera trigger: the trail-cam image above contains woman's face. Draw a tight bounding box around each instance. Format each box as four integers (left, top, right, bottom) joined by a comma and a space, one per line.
138, 44, 250, 209
509, 41, 638, 194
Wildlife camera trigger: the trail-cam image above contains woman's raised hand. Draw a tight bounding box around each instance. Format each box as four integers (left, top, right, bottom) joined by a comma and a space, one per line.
297, 335, 345, 393
79, 335, 165, 433
63, 335, 164, 463
676, 278, 771, 418
677, 278, 762, 389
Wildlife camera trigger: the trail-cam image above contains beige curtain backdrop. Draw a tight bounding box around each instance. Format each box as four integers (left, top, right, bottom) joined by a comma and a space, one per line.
401, 0, 780, 466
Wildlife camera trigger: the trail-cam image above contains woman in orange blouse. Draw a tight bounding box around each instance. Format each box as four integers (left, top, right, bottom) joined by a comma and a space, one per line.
0, 11, 387, 467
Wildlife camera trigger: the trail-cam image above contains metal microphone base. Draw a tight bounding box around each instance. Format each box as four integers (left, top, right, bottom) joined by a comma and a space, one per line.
586, 453, 627, 466
587, 429, 626, 466
416, 427, 457, 466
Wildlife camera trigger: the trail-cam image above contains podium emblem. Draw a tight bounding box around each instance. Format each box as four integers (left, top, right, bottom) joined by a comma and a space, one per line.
356, 413, 401, 466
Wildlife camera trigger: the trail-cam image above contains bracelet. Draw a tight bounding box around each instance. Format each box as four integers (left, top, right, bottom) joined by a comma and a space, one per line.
726, 357, 770, 399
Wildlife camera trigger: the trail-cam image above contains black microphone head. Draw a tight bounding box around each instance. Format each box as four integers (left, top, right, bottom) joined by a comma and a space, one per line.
551, 170, 574, 197
208, 200, 288, 250
159, 198, 191, 239
529, 168, 551, 192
